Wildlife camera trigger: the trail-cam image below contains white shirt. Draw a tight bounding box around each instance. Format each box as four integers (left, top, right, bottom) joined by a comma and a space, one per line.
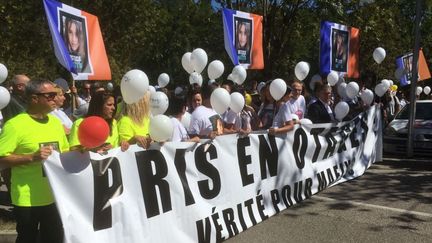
189, 106, 219, 136
50, 108, 73, 129
170, 117, 189, 142
272, 102, 293, 128
287, 95, 306, 119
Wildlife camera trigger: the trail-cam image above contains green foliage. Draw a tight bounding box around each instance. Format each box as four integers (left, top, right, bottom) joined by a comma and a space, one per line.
0, 0, 431, 89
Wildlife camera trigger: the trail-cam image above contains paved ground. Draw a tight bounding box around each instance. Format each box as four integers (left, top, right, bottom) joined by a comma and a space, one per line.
226, 159, 432, 243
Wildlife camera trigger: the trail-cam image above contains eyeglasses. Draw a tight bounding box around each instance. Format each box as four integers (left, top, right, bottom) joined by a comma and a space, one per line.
35, 92, 57, 100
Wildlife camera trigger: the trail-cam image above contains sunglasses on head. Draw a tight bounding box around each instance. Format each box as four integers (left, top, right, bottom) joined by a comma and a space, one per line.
35, 92, 57, 100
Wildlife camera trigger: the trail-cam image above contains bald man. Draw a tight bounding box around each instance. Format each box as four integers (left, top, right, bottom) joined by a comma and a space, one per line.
2, 74, 30, 123
1, 74, 30, 207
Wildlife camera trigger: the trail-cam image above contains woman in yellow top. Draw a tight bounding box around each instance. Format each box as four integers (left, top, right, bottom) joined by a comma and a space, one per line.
117, 92, 152, 149
69, 91, 119, 153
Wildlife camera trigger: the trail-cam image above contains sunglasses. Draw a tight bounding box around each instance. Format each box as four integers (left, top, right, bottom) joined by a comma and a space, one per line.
35, 92, 57, 100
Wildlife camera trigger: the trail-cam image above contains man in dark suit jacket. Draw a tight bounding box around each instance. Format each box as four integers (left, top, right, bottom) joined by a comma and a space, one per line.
306, 83, 335, 123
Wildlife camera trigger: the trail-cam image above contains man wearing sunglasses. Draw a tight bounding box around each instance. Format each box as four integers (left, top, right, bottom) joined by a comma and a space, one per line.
0, 79, 69, 243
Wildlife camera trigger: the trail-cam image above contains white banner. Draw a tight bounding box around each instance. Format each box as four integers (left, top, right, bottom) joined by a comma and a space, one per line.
44, 106, 381, 243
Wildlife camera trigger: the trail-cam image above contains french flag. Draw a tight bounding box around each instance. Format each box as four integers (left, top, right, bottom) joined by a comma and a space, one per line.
43, 0, 111, 80
222, 8, 264, 69
320, 21, 359, 78
396, 49, 431, 86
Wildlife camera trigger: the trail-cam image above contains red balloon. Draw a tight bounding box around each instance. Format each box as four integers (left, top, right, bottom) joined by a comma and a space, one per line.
78, 116, 110, 148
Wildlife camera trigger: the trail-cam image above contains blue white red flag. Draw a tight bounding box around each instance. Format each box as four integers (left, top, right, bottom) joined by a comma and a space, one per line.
43, 0, 111, 80
320, 21, 359, 78
396, 49, 431, 86
222, 8, 264, 69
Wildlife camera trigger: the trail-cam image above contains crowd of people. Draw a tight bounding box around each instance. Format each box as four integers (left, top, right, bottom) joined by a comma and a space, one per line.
0, 72, 431, 243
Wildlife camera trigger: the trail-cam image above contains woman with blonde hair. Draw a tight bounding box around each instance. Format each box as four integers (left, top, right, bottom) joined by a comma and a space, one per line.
117, 92, 152, 149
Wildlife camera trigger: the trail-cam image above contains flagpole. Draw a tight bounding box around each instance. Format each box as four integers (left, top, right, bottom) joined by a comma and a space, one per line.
71, 74, 77, 115
407, 0, 423, 157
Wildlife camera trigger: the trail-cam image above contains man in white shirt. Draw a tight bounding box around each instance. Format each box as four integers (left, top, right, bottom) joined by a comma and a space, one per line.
189, 83, 223, 139
287, 81, 306, 119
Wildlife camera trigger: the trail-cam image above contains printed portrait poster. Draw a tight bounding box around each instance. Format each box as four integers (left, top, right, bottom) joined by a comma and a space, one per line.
223, 8, 264, 69
396, 49, 431, 86
59, 12, 91, 74
234, 16, 253, 65
331, 28, 349, 72
320, 21, 360, 78
43, 0, 111, 80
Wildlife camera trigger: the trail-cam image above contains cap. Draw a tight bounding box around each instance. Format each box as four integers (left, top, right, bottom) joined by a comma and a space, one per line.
54, 78, 70, 93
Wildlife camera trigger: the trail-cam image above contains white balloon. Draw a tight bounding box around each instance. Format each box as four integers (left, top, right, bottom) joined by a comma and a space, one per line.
381, 79, 390, 90
230, 92, 245, 113
310, 74, 322, 91
360, 89, 374, 106
157, 73, 170, 88
300, 118, 313, 125
335, 101, 349, 121
150, 91, 169, 115
210, 88, 231, 115
207, 60, 225, 80
120, 69, 149, 104
191, 48, 208, 73
337, 82, 347, 99
0, 86, 11, 110
0, 63, 8, 84
424, 86, 431, 95
388, 80, 394, 86
395, 68, 404, 79
189, 72, 203, 86
373, 47, 386, 64
181, 112, 192, 129
327, 71, 339, 86
374, 83, 386, 97
149, 115, 174, 142
148, 85, 156, 94
346, 82, 360, 99
269, 79, 287, 101
181, 52, 194, 74
416, 86, 423, 96
294, 61, 310, 81
228, 65, 247, 85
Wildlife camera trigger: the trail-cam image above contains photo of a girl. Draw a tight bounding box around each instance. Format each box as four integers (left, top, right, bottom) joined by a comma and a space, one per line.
60, 12, 91, 73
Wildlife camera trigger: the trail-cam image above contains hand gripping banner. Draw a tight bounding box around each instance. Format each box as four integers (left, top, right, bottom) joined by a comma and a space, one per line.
43, 0, 111, 80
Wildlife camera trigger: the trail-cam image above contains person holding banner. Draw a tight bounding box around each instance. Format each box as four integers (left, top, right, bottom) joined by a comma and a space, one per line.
189, 83, 223, 139
117, 93, 152, 149
0, 79, 68, 243
69, 91, 119, 153
306, 83, 335, 123
269, 85, 296, 135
